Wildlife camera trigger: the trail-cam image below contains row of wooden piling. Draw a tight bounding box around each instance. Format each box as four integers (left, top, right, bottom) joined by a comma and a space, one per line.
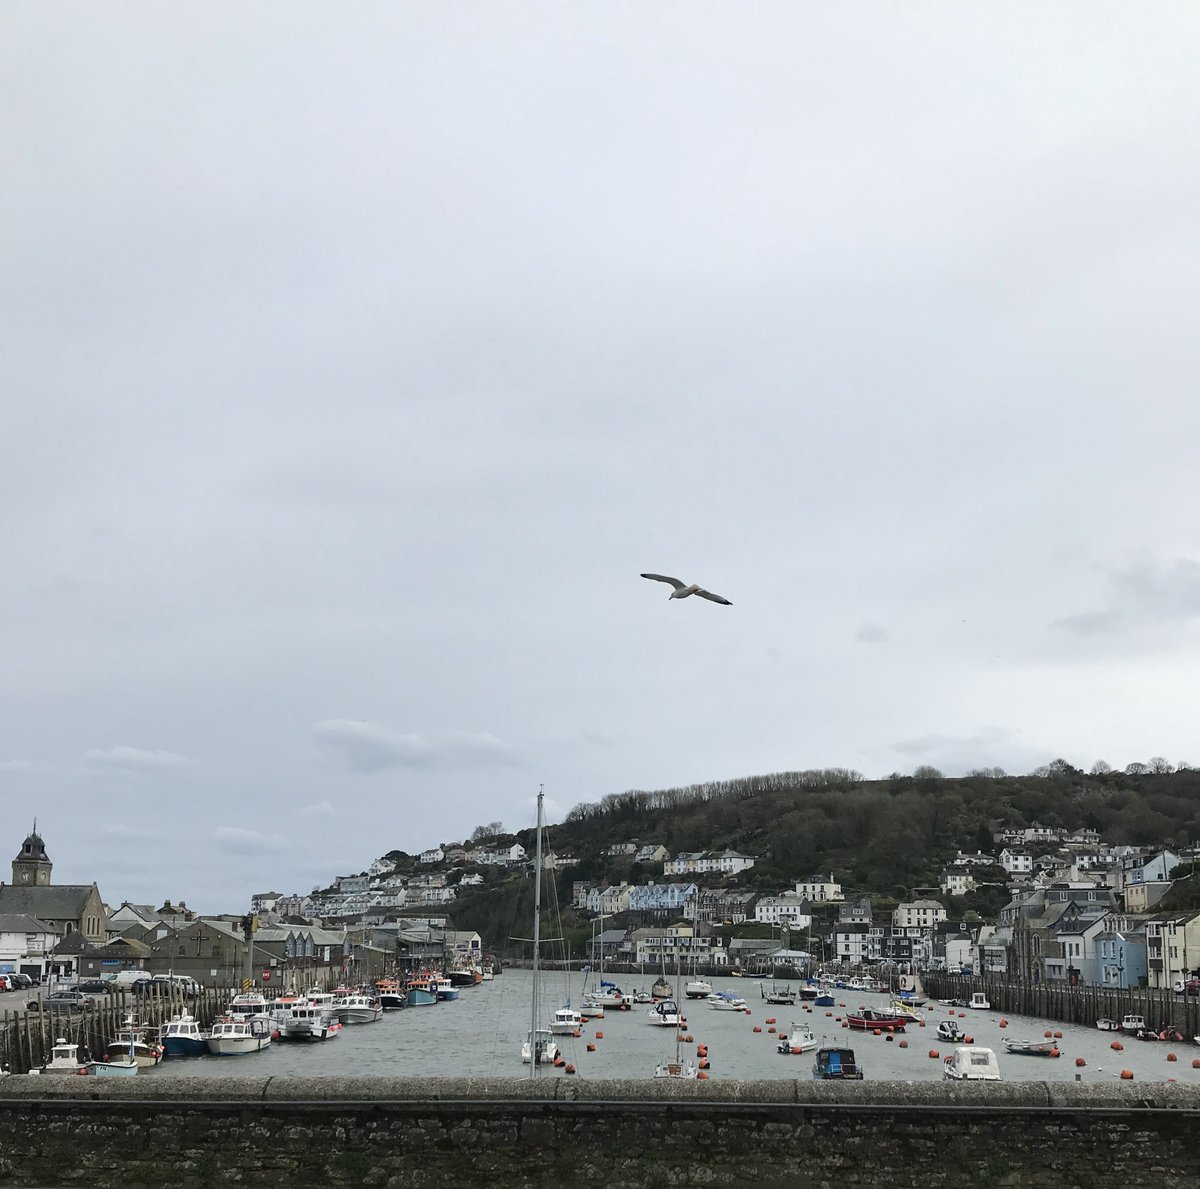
924, 973, 1200, 1036
0, 985, 230, 1074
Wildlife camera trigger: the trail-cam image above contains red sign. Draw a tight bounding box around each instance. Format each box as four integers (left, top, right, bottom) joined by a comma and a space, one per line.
261, 970, 272, 981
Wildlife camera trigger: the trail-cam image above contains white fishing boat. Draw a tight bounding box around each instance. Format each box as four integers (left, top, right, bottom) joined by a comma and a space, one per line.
968, 991, 991, 1011
337, 994, 384, 1024
280, 1002, 342, 1041
207, 1017, 272, 1056
707, 990, 747, 1011
647, 997, 681, 1027
549, 1006, 583, 1035
29, 1038, 87, 1075
777, 1023, 818, 1055
943, 1046, 1002, 1081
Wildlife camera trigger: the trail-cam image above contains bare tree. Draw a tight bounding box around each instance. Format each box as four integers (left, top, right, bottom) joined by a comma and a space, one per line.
1125, 761, 1149, 775
1149, 757, 1174, 774
1089, 760, 1113, 775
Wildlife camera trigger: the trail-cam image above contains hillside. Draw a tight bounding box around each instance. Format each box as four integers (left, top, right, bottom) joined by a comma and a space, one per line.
443, 762, 1200, 947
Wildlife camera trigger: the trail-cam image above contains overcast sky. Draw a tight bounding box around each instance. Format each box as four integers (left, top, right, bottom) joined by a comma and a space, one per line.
2, 3, 1198, 913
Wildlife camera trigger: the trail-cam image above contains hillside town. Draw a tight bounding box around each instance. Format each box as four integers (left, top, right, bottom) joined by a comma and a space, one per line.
4, 819, 1199, 996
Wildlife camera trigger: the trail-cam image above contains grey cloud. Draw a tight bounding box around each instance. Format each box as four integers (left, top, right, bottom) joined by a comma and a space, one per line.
102, 822, 164, 841
213, 827, 287, 855
1054, 557, 1200, 635
854, 622, 889, 644
84, 746, 194, 771
298, 800, 336, 818
312, 720, 519, 774
0, 759, 38, 772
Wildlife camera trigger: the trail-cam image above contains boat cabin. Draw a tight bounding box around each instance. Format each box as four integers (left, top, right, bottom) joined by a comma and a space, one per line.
968, 992, 991, 1010
812, 1046, 863, 1080
942, 1046, 1002, 1081
1120, 1014, 1146, 1032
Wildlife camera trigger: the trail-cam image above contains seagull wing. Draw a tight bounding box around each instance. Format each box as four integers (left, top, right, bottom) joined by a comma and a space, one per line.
694, 588, 732, 605
640, 573, 687, 591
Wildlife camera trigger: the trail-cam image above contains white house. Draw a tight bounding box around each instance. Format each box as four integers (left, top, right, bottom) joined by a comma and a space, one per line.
794, 874, 843, 902
893, 900, 947, 929
999, 849, 1033, 876
753, 895, 813, 929
419, 847, 445, 865
478, 844, 526, 866
940, 870, 976, 896
605, 842, 638, 857
600, 883, 632, 915
664, 850, 756, 877
635, 844, 669, 864
0, 912, 59, 979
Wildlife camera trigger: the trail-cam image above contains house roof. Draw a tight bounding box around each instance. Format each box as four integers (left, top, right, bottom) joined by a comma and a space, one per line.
0, 884, 99, 918
0, 912, 55, 933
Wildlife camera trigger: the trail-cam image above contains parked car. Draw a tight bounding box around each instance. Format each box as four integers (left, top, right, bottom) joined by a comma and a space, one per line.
74, 979, 115, 995
26, 990, 95, 1012
0, 975, 15, 992
10, 973, 34, 989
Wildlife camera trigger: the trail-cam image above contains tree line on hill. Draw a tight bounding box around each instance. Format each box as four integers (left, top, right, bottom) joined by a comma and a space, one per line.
438, 761, 1200, 953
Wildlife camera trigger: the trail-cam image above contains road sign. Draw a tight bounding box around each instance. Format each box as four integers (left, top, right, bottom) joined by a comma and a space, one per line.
261, 970, 271, 981
242, 978, 252, 991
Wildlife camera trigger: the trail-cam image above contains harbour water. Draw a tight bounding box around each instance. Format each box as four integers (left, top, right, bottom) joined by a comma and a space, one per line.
149, 972, 1200, 1085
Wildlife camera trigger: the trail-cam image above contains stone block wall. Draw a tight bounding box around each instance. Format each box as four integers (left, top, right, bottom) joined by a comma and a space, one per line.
0, 1077, 1197, 1188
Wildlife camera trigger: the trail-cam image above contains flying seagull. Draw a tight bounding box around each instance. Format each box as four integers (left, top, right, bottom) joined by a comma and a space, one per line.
640, 573, 732, 605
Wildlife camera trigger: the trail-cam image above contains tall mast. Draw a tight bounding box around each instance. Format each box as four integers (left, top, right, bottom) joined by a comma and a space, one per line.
529, 785, 545, 1078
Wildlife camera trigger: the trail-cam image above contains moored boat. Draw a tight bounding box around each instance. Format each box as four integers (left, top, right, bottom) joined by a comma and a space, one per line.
647, 998, 681, 1027
280, 1003, 342, 1041
159, 1012, 208, 1058
706, 991, 747, 1011
549, 1006, 583, 1035
650, 976, 672, 1000
29, 1038, 87, 1075
936, 1020, 963, 1043
1004, 1039, 1057, 1056
406, 976, 439, 1007
943, 1046, 1002, 1080
337, 993, 384, 1024
375, 980, 406, 1010
846, 1008, 909, 1031
207, 1017, 272, 1056
777, 1023, 817, 1055
685, 978, 713, 1000
762, 982, 797, 1006
813, 1046, 863, 1080
107, 1019, 163, 1067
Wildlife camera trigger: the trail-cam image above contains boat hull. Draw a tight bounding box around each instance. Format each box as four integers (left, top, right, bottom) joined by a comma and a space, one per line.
206, 1036, 271, 1055
83, 1060, 139, 1077
162, 1036, 208, 1058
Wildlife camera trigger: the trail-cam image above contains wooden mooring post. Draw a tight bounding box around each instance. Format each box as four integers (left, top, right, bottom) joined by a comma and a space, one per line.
1, 984, 235, 1074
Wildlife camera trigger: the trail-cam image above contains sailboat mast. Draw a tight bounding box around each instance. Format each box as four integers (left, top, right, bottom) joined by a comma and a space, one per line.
529, 785, 545, 1078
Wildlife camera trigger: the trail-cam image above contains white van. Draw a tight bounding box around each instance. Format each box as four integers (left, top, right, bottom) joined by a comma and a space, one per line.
108, 969, 152, 988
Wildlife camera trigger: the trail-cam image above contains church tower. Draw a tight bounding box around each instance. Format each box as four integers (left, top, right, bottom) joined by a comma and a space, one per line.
12, 823, 52, 886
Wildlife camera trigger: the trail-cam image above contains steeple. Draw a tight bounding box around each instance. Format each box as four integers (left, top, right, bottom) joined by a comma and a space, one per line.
12, 822, 52, 886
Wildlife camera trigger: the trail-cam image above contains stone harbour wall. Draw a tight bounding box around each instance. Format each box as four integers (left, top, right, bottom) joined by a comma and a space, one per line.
1, 1077, 1198, 1189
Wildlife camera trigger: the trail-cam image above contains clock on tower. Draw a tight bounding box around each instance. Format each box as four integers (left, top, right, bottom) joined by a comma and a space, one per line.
12, 824, 52, 887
